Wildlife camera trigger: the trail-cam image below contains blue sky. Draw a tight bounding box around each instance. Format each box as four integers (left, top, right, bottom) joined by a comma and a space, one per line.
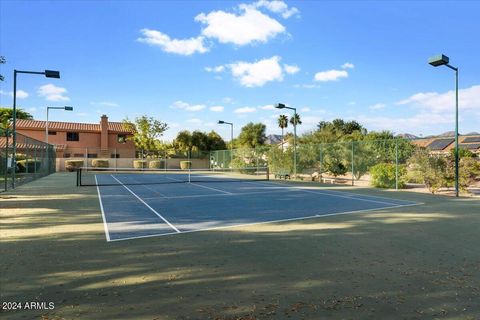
1, 0, 479, 141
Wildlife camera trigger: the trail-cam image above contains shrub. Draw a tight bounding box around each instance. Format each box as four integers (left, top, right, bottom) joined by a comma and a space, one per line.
16, 159, 41, 173
180, 161, 191, 169
91, 159, 109, 168
407, 148, 447, 194
65, 159, 84, 172
148, 160, 164, 169
370, 163, 406, 189
133, 160, 147, 169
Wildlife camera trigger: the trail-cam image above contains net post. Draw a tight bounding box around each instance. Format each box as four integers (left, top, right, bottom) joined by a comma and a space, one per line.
266, 166, 270, 181
76, 168, 80, 187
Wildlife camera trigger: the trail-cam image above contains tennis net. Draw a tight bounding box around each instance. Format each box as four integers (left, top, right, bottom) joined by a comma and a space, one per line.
76, 166, 269, 186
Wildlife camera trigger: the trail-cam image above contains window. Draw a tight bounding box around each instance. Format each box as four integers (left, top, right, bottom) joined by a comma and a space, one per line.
64, 153, 71, 158
48, 131, 57, 135
111, 154, 120, 159
117, 134, 127, 143
67, 132, 79, 141
87, 154, 98, 158
73, 153, 84, 158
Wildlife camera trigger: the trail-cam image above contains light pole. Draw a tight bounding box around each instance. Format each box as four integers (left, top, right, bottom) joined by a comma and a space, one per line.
12, 69, 60, 188
428, 54, 459, 197
218, 120, 233, 149
275, 103, 297, 178
46, 106, 73, 174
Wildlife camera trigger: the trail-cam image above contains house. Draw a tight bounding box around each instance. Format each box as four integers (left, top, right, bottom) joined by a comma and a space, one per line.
411, 135, 480, 155
15, 115, 136, 159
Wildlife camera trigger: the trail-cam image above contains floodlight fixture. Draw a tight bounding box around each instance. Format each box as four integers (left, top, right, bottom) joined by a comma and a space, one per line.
428, 54, 449, 67
44, 70, 61, 78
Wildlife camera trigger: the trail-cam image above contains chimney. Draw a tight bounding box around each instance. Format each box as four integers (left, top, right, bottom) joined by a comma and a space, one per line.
100, 115, 108, 151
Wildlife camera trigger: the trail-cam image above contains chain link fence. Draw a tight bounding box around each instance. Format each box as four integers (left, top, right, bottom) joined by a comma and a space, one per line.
1, 131, 56, 192
210, 138, 480, 193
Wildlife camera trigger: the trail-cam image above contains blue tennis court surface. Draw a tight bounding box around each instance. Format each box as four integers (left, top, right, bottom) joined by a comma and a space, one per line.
94, 173, 421, 242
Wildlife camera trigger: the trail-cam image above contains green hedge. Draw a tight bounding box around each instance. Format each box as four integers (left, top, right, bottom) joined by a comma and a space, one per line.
133, 160, 147, 169
180, 161, 191, 169
65, 160, 84, 172
91, 159, 109, 168
370, 163, 406, 189
16, 160, 41, 173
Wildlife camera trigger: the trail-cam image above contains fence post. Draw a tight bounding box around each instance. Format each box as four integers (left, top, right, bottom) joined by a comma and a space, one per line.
351, 141, 354, 186
395, 139, 399, 190
4, 132, 8, 191
34, 144, 37, 175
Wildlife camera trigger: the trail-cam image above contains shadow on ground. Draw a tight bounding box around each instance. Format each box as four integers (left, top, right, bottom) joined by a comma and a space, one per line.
1, 173, 479, 319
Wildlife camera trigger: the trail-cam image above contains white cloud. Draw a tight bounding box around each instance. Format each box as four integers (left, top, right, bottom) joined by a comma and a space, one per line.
260, 104, 276, 110
186, 118, 202, 124
209, 106, 224, 112
229, 56, 284, 87
396, 85, 480, 113
28, 107, 37, 112
205, 65, 225, 73
294, 83, 320, 89
253, 0, 300, 19
137, 28, 208, 56
301, 107, 311, 112
234, 106, 256, 113
195, 6, 285, 46
369, 103, 386, 110
341, 62, 354, 69
284, 64, 300, 74
37, 84, 70, 101
0, 89, 29, 99
171, 100, 206, 112
314, 69, 348, 82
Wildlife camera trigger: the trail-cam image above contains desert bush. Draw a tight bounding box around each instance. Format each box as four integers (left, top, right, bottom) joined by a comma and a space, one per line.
370, 163, 406, 188
65, 159, 84, 172
148, 160, 164, 169
133, 160, 147, 169
180, 161, 191, 169
91, 159, 109, 168
16, 159, 41, 173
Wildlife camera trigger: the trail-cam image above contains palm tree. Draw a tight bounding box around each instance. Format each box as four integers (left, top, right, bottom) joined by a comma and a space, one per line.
289, 113, 302, 127
277, 115, 288, 150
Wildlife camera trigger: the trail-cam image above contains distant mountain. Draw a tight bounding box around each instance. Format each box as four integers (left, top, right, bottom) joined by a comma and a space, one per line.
265, 134, 282, 144
437, 131, 456, 137
396, 133, 418, 140
465, 132, 480, 136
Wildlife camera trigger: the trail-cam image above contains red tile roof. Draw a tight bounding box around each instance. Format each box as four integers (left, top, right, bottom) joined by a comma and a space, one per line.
15, 119, 133, 133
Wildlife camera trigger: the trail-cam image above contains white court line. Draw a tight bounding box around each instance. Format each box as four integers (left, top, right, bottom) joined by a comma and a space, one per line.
108, 201, 423, 242
110, 175, 180, 233
165, 176, 232, 195
246, 180, 414, 206
140, 188, 300, 200
95, 175, 111, 242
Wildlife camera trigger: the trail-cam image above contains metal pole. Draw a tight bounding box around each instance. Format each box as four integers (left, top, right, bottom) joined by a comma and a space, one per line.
395, 138, 399, 190
230, 123, 233, 165
293, 109, 297, 178
46, 108, 49, 174
455, 68, 459, 197
5, 131, 8, 191
12, 70, 17, 188
351, 141, 354, 186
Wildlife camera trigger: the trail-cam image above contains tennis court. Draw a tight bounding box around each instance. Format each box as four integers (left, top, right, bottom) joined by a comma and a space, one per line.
84, 167, 421, 241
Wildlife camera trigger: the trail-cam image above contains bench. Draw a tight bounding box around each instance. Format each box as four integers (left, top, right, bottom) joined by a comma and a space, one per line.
321, 177, 335, 184
275, 170, 291, 179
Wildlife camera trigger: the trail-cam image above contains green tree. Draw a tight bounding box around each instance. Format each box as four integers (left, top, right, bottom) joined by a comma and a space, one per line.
237, 122, 266, 148
277, 114, 288, 149
207, 131, 227, 150
123, 115, 168, 158
174, 130, 193, 153
0, 107, 33, 132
